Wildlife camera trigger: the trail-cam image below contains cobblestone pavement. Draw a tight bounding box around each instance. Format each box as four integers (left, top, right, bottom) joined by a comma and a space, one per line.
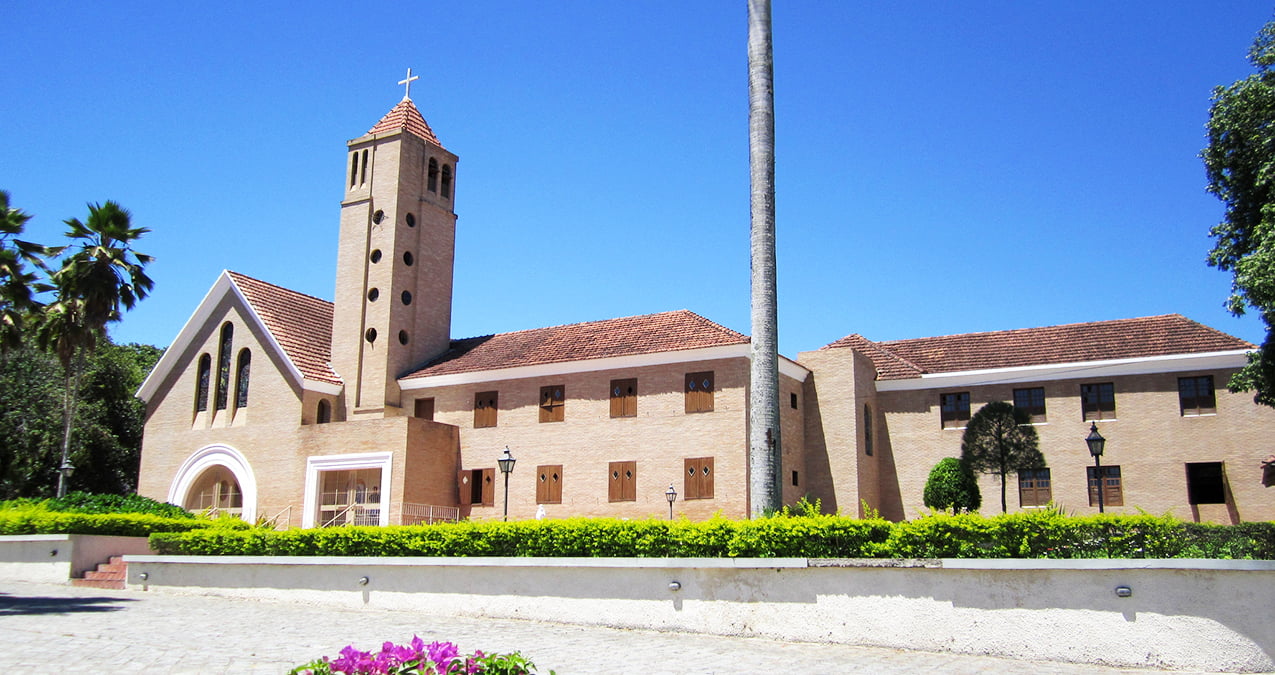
0, 581, 1201, 674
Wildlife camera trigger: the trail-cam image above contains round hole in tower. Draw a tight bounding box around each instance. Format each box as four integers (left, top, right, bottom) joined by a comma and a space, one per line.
367, 288, 379, 302
405, 213, 416, 228
372, 210, 385, 224
398, 330, 409, 345
401, 291, 412, 305
370, 249, 382, 263
365, 328, 377, 343
403, 251, 414, 266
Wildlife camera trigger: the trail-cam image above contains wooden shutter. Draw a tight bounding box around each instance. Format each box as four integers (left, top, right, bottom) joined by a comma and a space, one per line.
480, 468, 495, 506
474, 391, 498, 428
458, 470, 473, 506
685, 457, 714, 500
539, 385, 564, 423
685, 372, 715, 413
537, 465, 563, 504
611, 379, 637, 418
609, 461, 636, 502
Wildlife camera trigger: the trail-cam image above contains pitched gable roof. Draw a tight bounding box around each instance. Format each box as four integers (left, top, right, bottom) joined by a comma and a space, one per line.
404, 310, 748, 379
824, 314, 1253, 381
136, 271, 340, 402
225, 272, 340, 386
366, 99, 443, 147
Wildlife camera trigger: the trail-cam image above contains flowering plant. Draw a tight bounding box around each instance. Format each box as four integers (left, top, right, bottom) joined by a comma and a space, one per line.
289, 636, 547, 675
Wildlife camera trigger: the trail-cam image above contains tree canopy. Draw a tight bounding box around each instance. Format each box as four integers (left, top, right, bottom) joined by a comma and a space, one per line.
1203, 17, 1275, 406
960, 401, 1045, 513
923, 457, 981, 513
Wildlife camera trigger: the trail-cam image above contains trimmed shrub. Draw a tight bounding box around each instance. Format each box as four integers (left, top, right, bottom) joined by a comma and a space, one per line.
922, 457, 981, 513
42, 492, 194, 519
0, 505, 244, 537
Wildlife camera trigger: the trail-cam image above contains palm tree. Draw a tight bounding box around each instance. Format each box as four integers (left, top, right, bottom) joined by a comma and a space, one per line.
0, 191, 46, 352
748, 0, 781, 516
37, 201, 152, 497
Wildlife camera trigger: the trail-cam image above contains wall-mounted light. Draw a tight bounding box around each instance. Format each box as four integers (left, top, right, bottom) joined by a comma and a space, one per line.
358, 576, 370, 586
668, 581, 682, 592
1115, 586, 1132, 598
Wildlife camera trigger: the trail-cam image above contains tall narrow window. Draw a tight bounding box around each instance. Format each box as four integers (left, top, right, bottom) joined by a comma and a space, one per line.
536, 465, 563, 504
1081, 383, 1116, 421
940, 392, 970, 429
610, 378, 637, 418
1179, 376, 1217, 416
427, 158, 439, 192
195, 354, 211, 412
608, 461, 637, 502
349, 152, 359, 187
234, 349, 251, 409
316, 399, 331, 424
1087, 466, 1124, 507
863, 403, 874, 456
441, 164, 453, 198
1018, 468, 1052, 507
684, 457, 715, 500
474, 391, 498, 428
1012, 387, 1047, 423
360, 149, 369, 185
685, 371, 715, 413
215, 323, 233, 411
539, 385, 565, 423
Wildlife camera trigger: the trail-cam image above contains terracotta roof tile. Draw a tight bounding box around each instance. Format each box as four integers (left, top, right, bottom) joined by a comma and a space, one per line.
227, 271, 341, 386
404, 310, 748, 378
366, 99, 442, 147
824, 315, 1253, 381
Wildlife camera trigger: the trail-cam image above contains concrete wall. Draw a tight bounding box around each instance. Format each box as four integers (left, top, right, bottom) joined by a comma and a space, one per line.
0, 535, 152, 582
122, 555, 1275, 672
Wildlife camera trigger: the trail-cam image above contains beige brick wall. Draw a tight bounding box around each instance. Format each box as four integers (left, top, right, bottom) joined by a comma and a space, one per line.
405, 357, 752, 520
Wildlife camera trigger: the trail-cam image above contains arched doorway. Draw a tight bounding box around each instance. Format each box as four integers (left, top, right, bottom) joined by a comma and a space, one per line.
184, 465, 244, 517
168, 444, 258, 522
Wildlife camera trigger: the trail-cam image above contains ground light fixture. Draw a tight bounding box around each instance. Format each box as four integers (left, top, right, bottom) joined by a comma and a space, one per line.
665, 484, 677, 520
498, 446, 516, 521
1085, 422, 1107, 513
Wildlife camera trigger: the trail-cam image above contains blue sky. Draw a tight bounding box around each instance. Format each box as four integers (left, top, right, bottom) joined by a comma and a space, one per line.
4, 2, 1272, 357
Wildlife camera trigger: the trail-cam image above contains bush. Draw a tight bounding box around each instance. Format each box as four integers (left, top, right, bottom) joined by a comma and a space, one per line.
922, 457, 981, 513
42, 492, 193, 519
0, 504, 244, 537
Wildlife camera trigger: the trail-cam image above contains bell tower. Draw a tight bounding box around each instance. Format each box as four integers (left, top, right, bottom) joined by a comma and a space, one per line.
331, 69, 459, 417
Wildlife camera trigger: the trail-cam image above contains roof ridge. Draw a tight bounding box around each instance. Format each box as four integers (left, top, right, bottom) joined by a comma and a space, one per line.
876, 313, 1188, 346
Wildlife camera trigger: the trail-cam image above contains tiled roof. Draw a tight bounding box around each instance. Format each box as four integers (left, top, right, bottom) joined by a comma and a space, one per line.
404, 310, 748, 378
823, 314, 1253, 381
227, 271, 341, 386
366, 99, 443, 147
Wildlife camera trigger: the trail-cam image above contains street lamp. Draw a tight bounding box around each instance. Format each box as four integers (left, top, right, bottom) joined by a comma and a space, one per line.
665, 484, 677, 520
56, 461, 75, 498
1085, 422, 1107, 513
497, 446, 516, 521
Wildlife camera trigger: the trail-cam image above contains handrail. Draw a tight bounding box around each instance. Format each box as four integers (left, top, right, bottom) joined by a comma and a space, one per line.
264, 505, 293, 530
321, 503, 359, 528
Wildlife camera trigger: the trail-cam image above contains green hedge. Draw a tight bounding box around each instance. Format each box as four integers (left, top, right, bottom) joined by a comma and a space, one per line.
147, 511, 1275, 559
0, 507, 247, 538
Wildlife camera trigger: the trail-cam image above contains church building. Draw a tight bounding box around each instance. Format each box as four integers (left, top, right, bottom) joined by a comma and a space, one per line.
135, 83, 1275, 526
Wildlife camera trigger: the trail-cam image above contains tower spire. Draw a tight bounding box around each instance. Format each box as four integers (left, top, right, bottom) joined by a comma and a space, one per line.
398, 67, 420, 101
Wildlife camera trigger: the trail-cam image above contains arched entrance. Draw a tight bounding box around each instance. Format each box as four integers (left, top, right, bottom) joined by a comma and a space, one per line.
168, 444, 258, 522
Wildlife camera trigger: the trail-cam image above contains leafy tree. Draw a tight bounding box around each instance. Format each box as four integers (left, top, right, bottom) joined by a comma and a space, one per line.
35, 201, 153, 497
0, 191, 48, 352
0, 336, 160, 498
1203, 17, 1275, 406
923, 457, 981, 513
960, 401, 1045, 513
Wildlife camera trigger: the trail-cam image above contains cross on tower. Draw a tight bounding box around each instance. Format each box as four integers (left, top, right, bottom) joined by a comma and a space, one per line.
398, 67, 420, 101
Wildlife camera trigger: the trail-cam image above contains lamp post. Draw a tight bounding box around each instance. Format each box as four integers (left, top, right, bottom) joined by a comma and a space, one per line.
56, 461, 75, 498
665, 484, 677, 520
497, 446, 516, 521
1085, 422, 1107, 513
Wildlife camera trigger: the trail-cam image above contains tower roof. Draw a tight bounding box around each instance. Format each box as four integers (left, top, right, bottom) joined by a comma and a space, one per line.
367, 99, 443, 147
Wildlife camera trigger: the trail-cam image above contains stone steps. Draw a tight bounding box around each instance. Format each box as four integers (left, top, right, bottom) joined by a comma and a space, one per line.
70, 556, 125, 590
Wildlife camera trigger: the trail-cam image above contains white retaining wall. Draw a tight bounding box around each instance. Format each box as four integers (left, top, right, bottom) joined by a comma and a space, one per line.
122, 555, 1275, 672
0, 535, 152, 582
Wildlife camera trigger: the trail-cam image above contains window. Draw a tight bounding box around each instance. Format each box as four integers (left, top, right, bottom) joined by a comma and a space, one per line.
1179, 376, 1217, 416
457, 468, 495, 506
1018, 468, 1052, 507
1081, 383, 1115, 421
349, 152, 359, 188
474, 391, 498, 428
215, 323, 233, 411
414, 397, 435, 421
1012, 387, 1047, 423
539, 384, 565, 423
940, 392, 970, 429
536, 465, 563, 504
610, 378, 637, 418
864, 403, 874, 456
360, 150, 368, 186
1186, 462, 1226, 505
790, 393, 798, 409
316, 399, 331, 424
234, 349, 251, 409
1087, 466, 1124, 507
608, 460, 637, 502
685, 371, 715, 413
684, 457, 714, 500
792, 470, 799, 487
441, 164, 453, 198
195, 354, 211, 412
427, 158, 438, 192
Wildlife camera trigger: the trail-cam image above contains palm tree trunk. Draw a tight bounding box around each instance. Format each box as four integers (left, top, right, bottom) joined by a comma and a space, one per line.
748, 0, 781, 516
55, 354, 82, 497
